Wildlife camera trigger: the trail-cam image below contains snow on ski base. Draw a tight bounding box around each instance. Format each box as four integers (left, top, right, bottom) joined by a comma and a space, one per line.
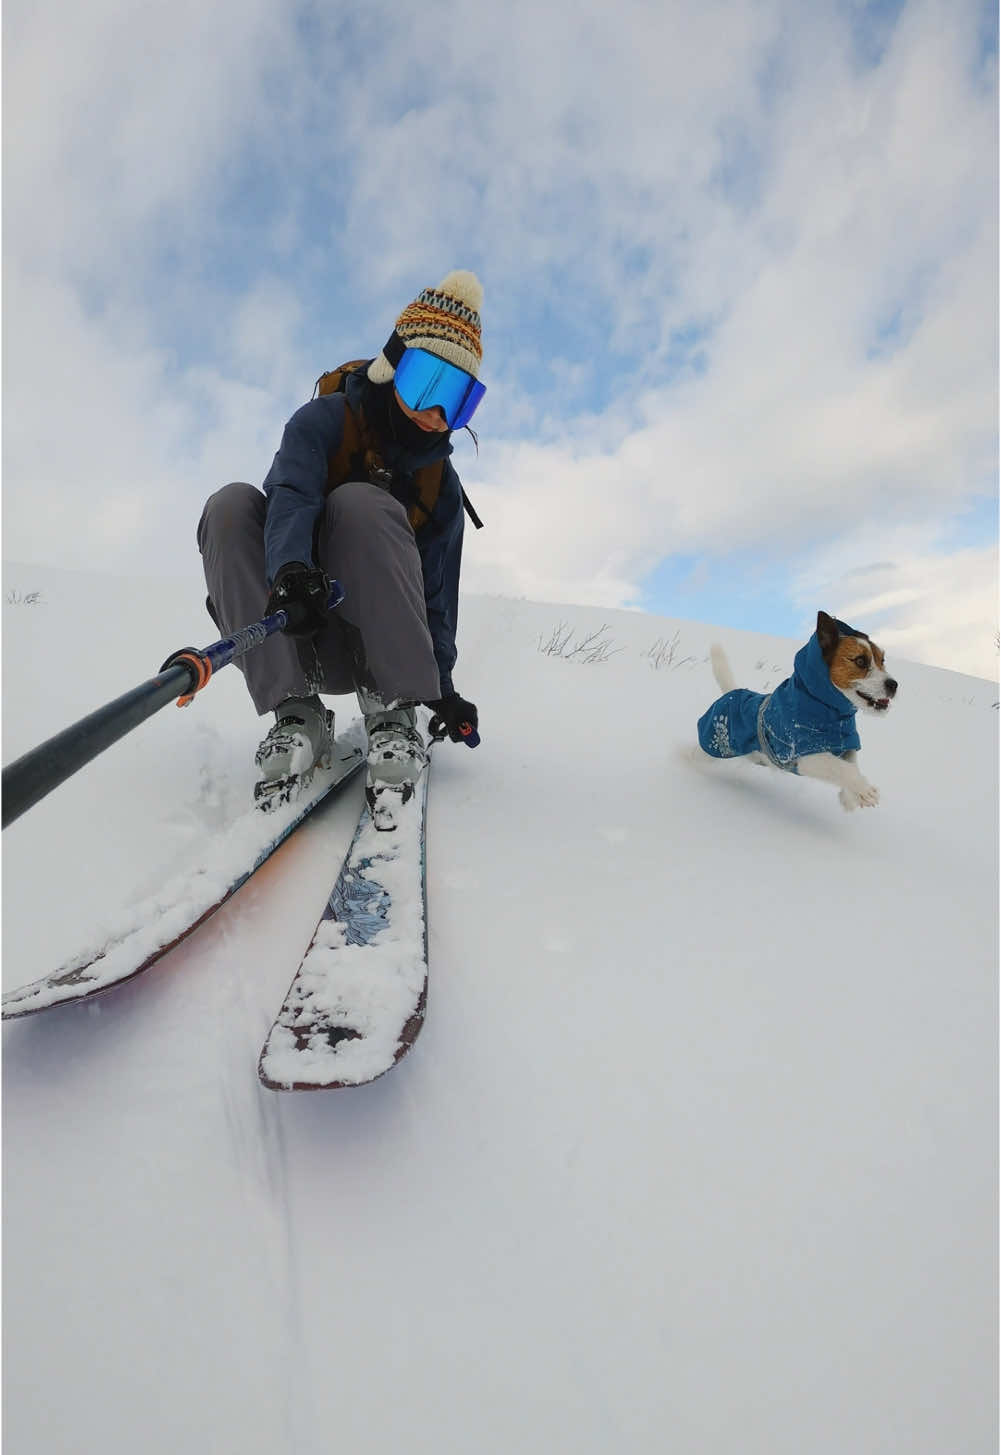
260, 781, 428, 1088
2, 563, 997, 1455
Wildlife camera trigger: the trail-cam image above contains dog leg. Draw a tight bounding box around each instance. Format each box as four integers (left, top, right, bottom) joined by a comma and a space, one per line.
709, 644, 737, 694
796, 751, 880, 811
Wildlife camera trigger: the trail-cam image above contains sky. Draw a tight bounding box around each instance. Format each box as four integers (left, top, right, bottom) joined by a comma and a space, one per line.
3, 0, 998, 679
3, 565, 997, 1453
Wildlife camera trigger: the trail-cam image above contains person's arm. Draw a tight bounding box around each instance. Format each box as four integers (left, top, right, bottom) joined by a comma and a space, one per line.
262, 394, 346, 585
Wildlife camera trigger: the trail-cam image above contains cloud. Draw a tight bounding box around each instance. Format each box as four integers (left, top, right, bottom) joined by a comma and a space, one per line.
4, 0, 297, 277
2, 0, 995, 680
1, 263, 297, 577
792, 536, 999, 680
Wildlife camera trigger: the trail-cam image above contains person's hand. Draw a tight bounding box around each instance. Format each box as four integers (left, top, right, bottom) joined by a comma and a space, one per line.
426, 692, 479, 742
265, 563, 331, 638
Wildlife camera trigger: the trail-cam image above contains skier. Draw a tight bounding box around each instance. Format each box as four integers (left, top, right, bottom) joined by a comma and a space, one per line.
197, 269, 484, 813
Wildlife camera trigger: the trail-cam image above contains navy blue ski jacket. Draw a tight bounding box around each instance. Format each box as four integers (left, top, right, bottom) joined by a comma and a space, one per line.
697, 622, 862, 770
262, 370, 465, 698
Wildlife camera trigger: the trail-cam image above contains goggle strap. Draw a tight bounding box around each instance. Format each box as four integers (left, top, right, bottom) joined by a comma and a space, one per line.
382, 330, 407, 369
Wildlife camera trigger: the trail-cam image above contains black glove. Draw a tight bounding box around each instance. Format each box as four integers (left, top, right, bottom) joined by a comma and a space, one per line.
426, 692, 479, 742
265, 563, 331, 638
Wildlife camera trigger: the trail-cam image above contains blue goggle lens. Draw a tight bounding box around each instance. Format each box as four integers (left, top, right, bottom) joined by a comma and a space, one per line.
394, 348, 486, 429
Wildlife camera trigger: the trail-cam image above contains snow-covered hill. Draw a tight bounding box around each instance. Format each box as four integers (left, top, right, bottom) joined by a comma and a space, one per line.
3, 564, 997, 1454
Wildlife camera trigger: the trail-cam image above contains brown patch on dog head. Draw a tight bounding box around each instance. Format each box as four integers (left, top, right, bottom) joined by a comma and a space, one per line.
816, 610, 842, 663
815, 613, 896, 708
829, 634, 877, 691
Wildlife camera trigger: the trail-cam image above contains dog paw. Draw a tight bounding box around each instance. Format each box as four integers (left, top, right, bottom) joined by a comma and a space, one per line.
857, 779, 880, 807
839, 781, 880, 811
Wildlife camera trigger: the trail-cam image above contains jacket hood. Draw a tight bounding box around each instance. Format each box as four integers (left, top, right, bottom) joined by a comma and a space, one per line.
792, 620, 861, 718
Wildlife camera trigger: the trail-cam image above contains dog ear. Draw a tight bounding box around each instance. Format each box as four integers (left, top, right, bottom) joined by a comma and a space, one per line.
816, 611, 840, 656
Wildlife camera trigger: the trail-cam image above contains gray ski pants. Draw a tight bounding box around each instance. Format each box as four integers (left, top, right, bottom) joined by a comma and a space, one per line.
197, 481, 442, 716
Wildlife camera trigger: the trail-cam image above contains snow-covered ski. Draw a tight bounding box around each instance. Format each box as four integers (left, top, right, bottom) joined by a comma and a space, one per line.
258, 754, 432, 1091
2, 736, 365, 1020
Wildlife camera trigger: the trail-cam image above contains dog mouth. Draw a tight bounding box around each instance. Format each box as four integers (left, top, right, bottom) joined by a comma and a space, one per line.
857, 689, 891, 711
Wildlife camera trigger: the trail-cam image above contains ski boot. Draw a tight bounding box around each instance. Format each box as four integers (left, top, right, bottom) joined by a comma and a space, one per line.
360, 696, 427, 832
254, 695, 335, 812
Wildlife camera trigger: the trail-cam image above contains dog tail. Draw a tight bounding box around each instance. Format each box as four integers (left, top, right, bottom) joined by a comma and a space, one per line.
710, 643, 737, 694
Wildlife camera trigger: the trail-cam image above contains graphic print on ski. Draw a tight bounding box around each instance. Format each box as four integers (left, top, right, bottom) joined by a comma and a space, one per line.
258, 752, 432, 1091
2, 739, 365, 1020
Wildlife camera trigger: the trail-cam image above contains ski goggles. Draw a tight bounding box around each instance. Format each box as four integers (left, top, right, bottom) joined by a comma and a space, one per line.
391, 344, 486, 430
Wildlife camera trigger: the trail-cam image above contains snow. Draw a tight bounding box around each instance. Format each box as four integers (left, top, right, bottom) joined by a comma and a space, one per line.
260, 781, 430, 1088
3, 562, 998, 1454
2, 743, 365, 1016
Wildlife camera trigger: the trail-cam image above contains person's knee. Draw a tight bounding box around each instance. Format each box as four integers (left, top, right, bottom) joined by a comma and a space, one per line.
198, 482, 262, 550
323, 481, 410, 537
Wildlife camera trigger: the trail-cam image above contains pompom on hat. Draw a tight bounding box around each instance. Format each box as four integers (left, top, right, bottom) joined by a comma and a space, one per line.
368, 269, 484, 385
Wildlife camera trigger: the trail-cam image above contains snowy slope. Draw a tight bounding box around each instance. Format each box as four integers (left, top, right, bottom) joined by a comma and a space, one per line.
3, 564, 997, 1455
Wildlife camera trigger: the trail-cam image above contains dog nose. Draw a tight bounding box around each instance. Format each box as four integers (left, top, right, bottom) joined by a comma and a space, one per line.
885, 678, 898, 696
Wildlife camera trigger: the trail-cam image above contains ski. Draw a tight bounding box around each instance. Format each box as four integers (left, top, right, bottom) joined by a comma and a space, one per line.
2, 736, 365, 1020
258, 754, 432, 1091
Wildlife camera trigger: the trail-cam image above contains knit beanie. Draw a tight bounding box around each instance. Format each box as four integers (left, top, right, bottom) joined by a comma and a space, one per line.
368, 270, 484, 385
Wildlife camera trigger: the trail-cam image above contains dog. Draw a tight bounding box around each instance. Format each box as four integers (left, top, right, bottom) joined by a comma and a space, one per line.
697, 610, 897, 811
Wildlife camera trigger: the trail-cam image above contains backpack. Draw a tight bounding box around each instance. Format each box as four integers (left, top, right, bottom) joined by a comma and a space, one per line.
313, 362, 482, 531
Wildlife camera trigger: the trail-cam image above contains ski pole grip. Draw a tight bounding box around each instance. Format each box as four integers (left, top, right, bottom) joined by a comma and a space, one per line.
163, 579, 346, 704
428, 714, 479, 748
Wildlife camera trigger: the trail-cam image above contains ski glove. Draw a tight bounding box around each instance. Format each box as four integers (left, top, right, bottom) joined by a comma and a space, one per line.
426, 692, 479, 743
265, 562, 331, 638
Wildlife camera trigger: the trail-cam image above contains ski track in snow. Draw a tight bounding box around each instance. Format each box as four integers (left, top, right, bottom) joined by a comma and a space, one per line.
213, 896, 310, 1453
184, 803, 366, 1453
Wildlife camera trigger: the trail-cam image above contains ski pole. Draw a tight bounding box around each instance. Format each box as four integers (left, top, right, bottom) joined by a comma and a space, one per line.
1, 584, 344, 830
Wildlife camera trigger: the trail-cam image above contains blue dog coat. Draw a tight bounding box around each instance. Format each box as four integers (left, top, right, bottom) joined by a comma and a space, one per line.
698, 623, 862, 771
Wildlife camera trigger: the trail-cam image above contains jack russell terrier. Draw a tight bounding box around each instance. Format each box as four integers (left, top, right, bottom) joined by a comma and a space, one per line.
697, 610, 897, 811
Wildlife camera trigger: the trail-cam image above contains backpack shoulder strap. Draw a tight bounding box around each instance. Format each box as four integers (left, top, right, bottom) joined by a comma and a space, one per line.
460, 488, 484, 529
313, 360, 370, 398
314, 361, 483, 531
312, 359, 369, 489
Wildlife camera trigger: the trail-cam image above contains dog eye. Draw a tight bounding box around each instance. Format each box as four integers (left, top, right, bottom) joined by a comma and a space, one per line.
854, 654, 869, 668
